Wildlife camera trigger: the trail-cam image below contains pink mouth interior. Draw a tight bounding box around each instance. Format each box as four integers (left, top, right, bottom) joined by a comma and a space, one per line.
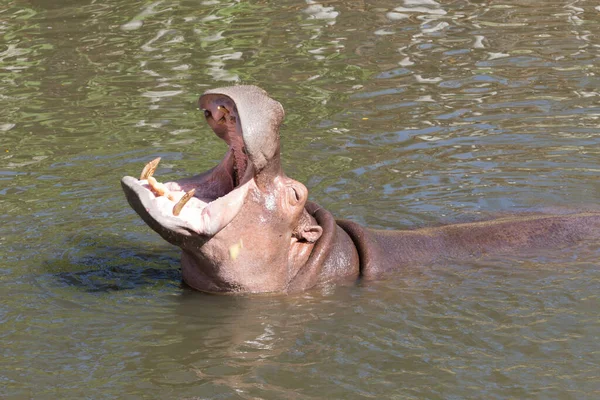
134, 102, 253, 236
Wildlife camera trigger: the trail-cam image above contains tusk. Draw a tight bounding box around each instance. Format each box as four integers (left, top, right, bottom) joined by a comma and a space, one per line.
140, 157, 161, 180
147, 176, 168, 197
173, 188, 196, 216
217, 105, 229, 124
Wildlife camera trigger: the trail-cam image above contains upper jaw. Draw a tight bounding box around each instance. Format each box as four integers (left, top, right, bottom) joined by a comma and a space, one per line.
199, 86, 285, 182
121, 85, 284, 241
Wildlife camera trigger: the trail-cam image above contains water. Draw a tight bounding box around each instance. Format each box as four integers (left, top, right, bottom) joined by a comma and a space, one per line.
2, 0, 600, 398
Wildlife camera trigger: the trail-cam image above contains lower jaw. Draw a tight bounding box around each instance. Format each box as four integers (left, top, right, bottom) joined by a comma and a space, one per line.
180, 251, 253, 294
181, 251, 226, 293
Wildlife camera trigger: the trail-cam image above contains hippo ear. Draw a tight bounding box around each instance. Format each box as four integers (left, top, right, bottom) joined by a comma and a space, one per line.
299, 225, 323, 243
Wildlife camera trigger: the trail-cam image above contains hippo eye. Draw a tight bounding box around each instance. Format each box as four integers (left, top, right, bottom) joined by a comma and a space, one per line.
289, 186, 300, 206
204, 109, 211, 119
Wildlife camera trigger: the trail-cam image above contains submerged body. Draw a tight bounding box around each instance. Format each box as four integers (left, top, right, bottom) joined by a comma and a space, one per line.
121, 85, 600, 294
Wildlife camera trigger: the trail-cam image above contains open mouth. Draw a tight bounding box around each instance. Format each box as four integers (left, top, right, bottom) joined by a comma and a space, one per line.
121, 102, 254, 238
121, 85, 284, 239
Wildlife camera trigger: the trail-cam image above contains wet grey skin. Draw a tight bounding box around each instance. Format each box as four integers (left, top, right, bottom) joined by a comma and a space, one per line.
122, 85, 600, 294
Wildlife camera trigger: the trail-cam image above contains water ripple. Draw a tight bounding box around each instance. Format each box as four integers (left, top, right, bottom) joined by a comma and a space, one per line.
1, 1, 600, 398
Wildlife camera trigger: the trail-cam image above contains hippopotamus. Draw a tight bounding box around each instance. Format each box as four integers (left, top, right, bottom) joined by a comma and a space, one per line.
121, 85, 600, 294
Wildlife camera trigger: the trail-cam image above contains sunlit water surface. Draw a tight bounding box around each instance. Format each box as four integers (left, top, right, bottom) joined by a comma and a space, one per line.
2, 0, 600, 398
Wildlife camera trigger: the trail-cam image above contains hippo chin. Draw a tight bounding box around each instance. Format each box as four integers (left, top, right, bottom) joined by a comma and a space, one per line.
122, 85, 600, 294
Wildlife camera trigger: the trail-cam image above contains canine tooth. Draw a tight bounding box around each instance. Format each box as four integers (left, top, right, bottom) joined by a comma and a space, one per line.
217, 105, 229, 124
173, 188, 196, 216
148, 176, 168, 196
140, 157, 161, 180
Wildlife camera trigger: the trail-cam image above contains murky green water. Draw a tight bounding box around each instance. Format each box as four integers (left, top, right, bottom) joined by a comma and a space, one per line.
2, 0, 600, 398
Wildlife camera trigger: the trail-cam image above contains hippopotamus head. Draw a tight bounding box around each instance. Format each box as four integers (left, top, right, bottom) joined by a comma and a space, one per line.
121, 86, 324, 293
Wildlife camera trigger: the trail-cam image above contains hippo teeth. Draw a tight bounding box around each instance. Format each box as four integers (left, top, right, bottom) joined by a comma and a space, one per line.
135, 156, 252, 236
173, 188, 196, 216
140, 157, 161, 180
